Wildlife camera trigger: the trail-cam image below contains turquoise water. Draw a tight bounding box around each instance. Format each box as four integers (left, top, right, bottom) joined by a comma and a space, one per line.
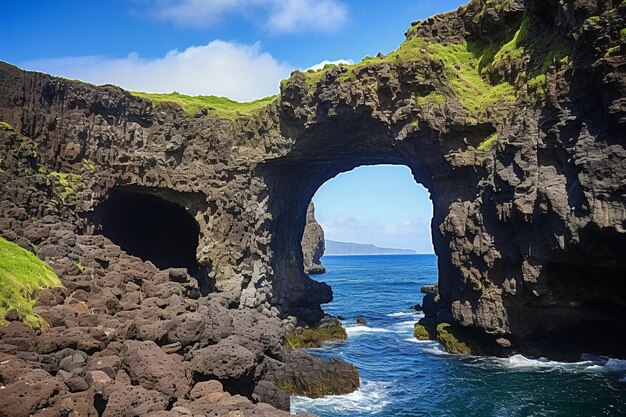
292, 255, 626, 417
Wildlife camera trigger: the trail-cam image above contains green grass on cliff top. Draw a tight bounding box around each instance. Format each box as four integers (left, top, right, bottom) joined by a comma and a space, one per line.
292, 18, 526, 122
0, 236, 62, 329
131, 91, 278, 119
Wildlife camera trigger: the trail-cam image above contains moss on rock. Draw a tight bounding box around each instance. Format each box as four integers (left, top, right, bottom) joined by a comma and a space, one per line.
284, 321, 347, 349
270, 352, 360, 398
414, 323, 432, 340
273, 361, 359, 398
0, 237, 62, 329
436, 323, 472, 355
477, 132, 499, 152
131, 91, 277, 119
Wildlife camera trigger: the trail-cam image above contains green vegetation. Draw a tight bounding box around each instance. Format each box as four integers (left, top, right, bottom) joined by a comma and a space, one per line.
287, 11, 578, 117
292, 35, 429, 88
0, 236, 62, 329
294, 31, 518, 120
436, 323, 472, 355
82, 159, 96, 172
528, 73, 547, 104
605, 46, 621, 57
413, 91, 445, 107
621, 28, 626, 43
588, 15, 600, 22
289, 16, 539, 121
414, 322, 433, 340
477, 132, 499, 152
489, 17, 529, 71
285, 322, 348, 349
427, 41, 516, 120
538, 44, 571, 73
131, 91, 277, 119
0, 121, 13, 130
48, 171, 82, 200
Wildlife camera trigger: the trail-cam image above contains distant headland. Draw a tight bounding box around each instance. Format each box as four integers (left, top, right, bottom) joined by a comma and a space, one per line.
325, 240, 417, 256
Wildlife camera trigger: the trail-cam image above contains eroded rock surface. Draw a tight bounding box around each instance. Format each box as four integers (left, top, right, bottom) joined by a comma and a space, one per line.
0, 214, 339, 415
0, 0, 625, 376
301, 202, 326, 274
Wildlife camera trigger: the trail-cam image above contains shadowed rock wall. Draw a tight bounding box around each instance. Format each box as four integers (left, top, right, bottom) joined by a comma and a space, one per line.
0, 0, 625, 354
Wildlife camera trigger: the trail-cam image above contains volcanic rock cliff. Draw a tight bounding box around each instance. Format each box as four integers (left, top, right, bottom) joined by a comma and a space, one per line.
0, 0, 625, 380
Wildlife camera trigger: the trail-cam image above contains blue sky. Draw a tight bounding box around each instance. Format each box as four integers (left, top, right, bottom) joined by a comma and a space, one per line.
1, 0, 467, 253
2, 0, 467, 100
313, 166, 434, 253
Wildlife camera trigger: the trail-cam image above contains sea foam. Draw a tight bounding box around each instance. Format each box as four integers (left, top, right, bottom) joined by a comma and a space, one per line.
291, 380, 391, 415
345, 325, 392, 336
387, 311, 423, 318
481, 354, 626, 376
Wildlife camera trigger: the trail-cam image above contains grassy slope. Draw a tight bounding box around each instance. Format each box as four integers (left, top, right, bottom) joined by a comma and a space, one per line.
131, 91, 278, 119
0, 236, 62, 328
294, 20, 522, 123
289, 3, 578, 153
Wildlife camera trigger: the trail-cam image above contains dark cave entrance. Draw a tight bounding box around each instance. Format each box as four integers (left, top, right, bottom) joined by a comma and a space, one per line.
90, 187, 202, 279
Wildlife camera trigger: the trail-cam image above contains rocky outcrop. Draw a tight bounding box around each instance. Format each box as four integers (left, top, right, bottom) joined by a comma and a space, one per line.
284, 317, 347, 349
0, 208, 345, 415
301, 202, 326, 274
265, 350, 360, 398
0, 0, 625, 364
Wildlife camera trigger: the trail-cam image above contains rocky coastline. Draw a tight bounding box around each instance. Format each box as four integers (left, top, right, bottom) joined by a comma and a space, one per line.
0, 210, 355, 416
1, 0, 626, 414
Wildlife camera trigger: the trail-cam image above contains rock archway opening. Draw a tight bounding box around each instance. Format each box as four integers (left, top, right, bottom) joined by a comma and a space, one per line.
265, 159, 440, 323
89, 187, 203, 281
304, 164, 434, 261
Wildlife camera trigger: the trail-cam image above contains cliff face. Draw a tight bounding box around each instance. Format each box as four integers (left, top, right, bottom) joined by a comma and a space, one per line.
301, 203, 326, 274
0, 0, 625, 355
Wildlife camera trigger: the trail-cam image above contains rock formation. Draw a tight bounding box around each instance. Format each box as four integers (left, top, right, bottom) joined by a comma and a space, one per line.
301, 202, 326, 274
0, 212, 355, 416
0, 0, 624, 388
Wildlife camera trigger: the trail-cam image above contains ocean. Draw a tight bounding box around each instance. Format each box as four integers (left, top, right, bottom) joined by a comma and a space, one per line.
291, 254, 626, 417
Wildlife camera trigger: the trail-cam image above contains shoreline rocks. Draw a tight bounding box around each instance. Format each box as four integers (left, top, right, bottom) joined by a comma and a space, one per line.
284, 316, 348, 350
0, 215, 352, 416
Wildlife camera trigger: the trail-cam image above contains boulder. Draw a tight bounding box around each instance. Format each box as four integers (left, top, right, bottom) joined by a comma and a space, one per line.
253, 380, 290, 411
265, 350, 360, 398
122, 340, 191, 398
0, 369, 68, 417
189, 338, 257, 380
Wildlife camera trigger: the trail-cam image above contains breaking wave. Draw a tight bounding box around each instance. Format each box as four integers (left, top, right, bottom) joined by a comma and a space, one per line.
291, 380, 391, 415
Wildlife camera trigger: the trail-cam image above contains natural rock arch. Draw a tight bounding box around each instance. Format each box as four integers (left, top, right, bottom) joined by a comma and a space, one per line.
0, 0, 624, 356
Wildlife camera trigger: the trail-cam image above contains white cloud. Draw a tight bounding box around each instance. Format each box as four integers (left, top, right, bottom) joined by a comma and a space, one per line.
306, 59, 353, 71
319, 215, 434, 253
21, 41, 293, 102
150, 0, 347, 34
